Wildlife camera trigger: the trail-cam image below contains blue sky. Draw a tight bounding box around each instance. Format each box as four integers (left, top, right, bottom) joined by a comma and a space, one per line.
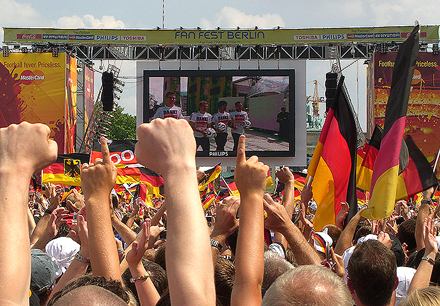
2, 0, 440, 130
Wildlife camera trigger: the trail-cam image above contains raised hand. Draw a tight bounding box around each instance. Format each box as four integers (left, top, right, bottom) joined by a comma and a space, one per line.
135, 118, 196, 175
335, 202, 349, 229
263, 194, 291, 233
0, 122, 58, 176
275, 167, 294, 184
81, 137, 117, 200
423, 217, 438, 256
235, 135, 269, 198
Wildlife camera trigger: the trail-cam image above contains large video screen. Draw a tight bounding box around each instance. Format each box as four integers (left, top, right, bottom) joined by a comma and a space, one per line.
143, 69, 295, 158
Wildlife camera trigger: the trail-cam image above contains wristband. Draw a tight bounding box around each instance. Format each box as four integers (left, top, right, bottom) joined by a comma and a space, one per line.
74, 252, 90, 264
130, 272, 150, 283
421, 199, 432, 204
421, 256, 435, 266
44, 209, 53, 215
210, 239, 223, 253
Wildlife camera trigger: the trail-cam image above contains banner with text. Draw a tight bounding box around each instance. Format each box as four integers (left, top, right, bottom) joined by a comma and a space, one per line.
4, 26, 439, 45
374, 51, 440, 178
0, 53, 66, 152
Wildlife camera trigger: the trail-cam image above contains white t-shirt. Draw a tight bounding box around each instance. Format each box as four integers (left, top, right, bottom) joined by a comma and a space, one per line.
230, 111, 248, 134
212, 112, 230, 132
190, 111, 212, 138
152, 105, 183, 119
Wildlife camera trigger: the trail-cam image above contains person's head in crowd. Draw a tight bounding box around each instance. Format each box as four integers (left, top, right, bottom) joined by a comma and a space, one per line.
218, 100, 227, 112
53, 222, 71, 239
154, 243, 166, 271
353, 224, 372, 244
347, 240, 397, 306
322, 224, 342, 248
48, 275, 132, 306
235, 101, 243, 112
389, 234, 406, 267
164, 92, 177, 107
122, 260, 167, 304
285, 248, 298, 267
262, 250, 294, 297
214, 257, 235, 306
261, 265, 352, 306
398, 286, 440, 306
30, 249, 59, 306
397, 217, 417, 252
111, 194, 119, 211
199, 100, 209, 114
45, 237, 80, 278
155, 290, 223, 306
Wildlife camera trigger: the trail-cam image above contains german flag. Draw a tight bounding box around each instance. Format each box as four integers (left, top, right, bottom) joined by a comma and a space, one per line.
362, 24, 419, 220
219, 175, 240, 197
42, 153, 90, 186
116, 167, 141, 185
199, 163, 222, 192
307, 75, 357, 231
357, 126, 438, 200
396, 135, 438, 199
356, 125, 382, 191
140, 167, 165, 205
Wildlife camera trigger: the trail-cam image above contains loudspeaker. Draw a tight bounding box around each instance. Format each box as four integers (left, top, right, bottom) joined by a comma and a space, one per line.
325, 72, 338, 112
102, 72, 114, 111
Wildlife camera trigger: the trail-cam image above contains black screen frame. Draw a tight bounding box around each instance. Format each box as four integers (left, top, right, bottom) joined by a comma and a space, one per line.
142, 69, 295, 158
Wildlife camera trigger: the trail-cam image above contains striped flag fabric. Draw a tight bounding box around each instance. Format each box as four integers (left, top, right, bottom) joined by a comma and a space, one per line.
42, 153, 90, 186
357, 125, 438, 201
306, 75, 357, 231
356, 125, 382, 191
362, 24, 420, 220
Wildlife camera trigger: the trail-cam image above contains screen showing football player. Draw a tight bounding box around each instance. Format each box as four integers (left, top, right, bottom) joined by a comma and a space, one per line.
152, 91, 183, 120
189, 100, 212, 152
230, 101, 250, 151
211, 100, 231, 151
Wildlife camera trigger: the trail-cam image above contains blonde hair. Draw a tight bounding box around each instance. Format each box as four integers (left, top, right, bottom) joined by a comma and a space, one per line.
398, 287, 440, 306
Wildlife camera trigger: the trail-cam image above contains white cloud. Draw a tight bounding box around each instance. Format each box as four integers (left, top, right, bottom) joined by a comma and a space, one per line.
0, 0, 42, 25
200, 6, 285, 29
368, 0, 440, 26
55, 14, 125, 29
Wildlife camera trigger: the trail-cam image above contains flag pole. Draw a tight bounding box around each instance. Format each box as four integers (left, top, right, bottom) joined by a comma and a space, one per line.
220, 176, 234, 195
433, 146, 440, 174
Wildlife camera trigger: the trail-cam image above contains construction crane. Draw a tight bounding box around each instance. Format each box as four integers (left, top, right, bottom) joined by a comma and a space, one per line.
311, 80, 320, 118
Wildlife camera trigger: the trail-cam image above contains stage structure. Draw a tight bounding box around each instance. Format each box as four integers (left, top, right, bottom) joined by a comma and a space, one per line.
2, 26, 439, 166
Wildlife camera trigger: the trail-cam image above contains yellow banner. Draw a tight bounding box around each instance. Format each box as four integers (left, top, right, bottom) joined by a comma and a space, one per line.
4, 26, 439, 45
0, 53, 66, 152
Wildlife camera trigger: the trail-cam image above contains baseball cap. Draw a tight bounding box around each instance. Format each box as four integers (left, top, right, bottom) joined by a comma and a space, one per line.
30, 249, 58, 295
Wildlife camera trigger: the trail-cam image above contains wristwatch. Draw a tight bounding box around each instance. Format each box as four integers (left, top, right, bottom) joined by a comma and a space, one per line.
210, 239, 223, 253
421, 199, 432, 204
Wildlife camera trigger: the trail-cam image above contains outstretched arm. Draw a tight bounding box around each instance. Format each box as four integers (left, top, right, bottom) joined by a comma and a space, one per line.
0, 122, 57, 305
334, 207, 367, 256
231, 135, 268, 306
408, 217, 438, 293
81, 137, 121, 282
135, 118, 215, 306
263, 194, 321, 265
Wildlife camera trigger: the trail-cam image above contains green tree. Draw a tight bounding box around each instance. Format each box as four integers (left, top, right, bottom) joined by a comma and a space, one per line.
107, 105, 137, 140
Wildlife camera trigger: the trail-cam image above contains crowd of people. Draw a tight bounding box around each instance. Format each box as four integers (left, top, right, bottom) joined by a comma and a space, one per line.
1, 119, 439, 306
153, 92, 250, 152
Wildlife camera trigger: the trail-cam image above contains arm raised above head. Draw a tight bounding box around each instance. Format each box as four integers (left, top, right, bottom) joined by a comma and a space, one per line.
135, 118, 215, 306
0, 122, 57, 305
231, 135, 268, 306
